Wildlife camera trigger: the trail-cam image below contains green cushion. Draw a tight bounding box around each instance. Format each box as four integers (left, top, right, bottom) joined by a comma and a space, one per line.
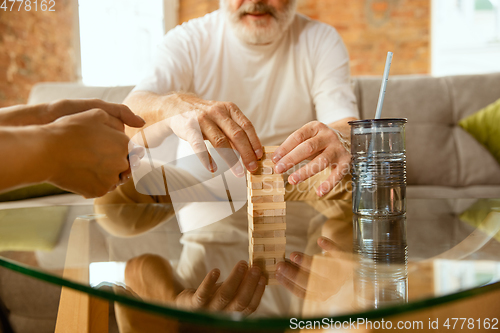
0, 183, 69, 202
459, 199, 500, 242
0, 206, 68, 251
459, 98, 500, 165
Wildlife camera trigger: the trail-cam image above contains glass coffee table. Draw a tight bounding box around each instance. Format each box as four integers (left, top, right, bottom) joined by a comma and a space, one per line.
0, 198, 499, 332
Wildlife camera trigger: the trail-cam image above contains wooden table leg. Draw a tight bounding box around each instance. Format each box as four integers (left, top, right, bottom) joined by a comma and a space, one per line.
55, 217, 109, 333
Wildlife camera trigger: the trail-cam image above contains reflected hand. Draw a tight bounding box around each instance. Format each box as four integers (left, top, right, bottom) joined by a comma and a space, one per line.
276, 236, 352, 301
175, 261, 266, 316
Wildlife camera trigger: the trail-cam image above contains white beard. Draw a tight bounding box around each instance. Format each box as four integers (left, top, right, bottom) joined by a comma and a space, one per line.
220, 0, 297, 45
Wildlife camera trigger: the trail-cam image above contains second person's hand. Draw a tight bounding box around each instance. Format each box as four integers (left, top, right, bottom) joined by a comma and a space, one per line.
40, 109, 137, 198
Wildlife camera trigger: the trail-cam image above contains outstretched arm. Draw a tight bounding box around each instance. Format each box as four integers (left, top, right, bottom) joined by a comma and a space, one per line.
0, 101, 145, 198
124, 91, 263, 174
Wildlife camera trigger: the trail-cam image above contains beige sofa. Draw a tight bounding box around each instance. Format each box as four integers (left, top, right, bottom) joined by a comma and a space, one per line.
24, 72, 500, 198
1, 73, 499, 333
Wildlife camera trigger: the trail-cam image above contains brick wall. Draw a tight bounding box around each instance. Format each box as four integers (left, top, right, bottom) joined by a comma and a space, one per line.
0, 0, 75, 108
179, 0, 430, 76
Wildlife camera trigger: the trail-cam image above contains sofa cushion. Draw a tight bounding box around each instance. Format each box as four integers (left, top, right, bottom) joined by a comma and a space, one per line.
407, 185, 500, 199
459, 98, 500, 165
27, 83, 134, 105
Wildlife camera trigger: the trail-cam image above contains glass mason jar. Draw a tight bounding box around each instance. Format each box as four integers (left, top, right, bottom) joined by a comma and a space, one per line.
349, 119, 407, 216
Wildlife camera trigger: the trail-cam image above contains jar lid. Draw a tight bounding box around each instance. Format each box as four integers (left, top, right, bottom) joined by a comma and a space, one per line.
348, 118, 407, 125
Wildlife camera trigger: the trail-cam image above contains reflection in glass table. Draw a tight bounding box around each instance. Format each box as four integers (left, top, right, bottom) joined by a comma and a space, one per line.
0, 198, 499, 331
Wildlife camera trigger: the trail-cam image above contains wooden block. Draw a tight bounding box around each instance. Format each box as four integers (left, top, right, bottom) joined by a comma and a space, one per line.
250, 216, 286, 224
247, 174, 283, 182
263, 153, 274, 160
262, 181, 274, 189
274, 230, 285, 237
274, 209, 286, 216
264, 244, 275, 251
249, 202, 286, 210
265, 264, 277, 271
274, 181, 285, 188
251, 196, 264, 203
250, 196, 273, 203
248, 187, 285, 196
268, 278, 280, 285
248, 206, 265, 216
263, 209, 275, 216
256, 167, 273, 175
251, 244, 265, 252
249, 182, 262, 190
263, 146, 279, 153
256, 159, 275, 167
252, 237, 286, 245
252, 230, 276, 238
263, 196, 273, 203
252, 251, 286, 259
273, 195, 284, 202
251, 223, 287, 231
265, 258, 275, 265
275, 244, 286, 251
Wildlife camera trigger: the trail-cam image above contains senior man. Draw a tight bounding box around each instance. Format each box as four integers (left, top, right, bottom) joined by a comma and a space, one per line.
108, 0, 358, 205
95, 0, 358, 319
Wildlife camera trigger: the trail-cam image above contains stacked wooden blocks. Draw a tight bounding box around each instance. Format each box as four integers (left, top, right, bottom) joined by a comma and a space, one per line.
247, 146, 286, 285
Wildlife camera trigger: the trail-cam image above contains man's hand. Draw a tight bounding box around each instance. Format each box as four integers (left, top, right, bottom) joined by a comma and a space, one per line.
175, 261, 266, 316
125, 92, 263, 175
46, 99, 146, 128
41, 109, 140, 198
271, 118, 356, 197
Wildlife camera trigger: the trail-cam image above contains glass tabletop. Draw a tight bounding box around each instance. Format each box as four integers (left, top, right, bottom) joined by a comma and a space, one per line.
0, 198, 499, 330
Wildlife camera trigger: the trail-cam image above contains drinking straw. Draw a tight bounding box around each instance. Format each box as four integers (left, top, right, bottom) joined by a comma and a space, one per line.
354, 52, 394, 211
374, 52, 393, 119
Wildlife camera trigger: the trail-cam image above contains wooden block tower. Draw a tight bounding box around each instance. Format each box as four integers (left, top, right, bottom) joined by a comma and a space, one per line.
247, 146, 286, 285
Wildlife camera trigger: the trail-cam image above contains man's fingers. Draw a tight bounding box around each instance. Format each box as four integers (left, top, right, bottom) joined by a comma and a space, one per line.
276, 261, 310, 291
274, 137, 326, 175
193, 269, 220, 308
241, 276, 266, 316
272, 123, 318, 164
316, 160, 350, 197
213, 112, 258, 173
225, 266, 262, 312
185, 125, 216, 173
287, 152, 332, 185
275, 269, 307, 299
208, 261, 248, 311
289, 252, 314, 271
317, 237, 344, 253
201, 118, 244, 177
228, 105, 263, 160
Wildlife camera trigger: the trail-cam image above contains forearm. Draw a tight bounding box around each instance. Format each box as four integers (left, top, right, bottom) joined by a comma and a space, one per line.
0, 104, 51, 126
124, 91, 178, 138
0, 126, 51, 192
327, 117, 357, 141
